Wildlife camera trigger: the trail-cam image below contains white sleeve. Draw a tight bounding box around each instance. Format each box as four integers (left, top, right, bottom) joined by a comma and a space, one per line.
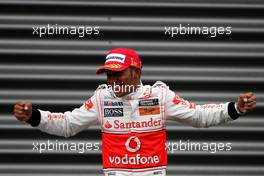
166, 89, 236, 128
37, 94, 99, 137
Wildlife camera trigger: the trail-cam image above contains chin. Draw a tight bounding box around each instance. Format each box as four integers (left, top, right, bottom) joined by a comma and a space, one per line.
115, 92, 129, 97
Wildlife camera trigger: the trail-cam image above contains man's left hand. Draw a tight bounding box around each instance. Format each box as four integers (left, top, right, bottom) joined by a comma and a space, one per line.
237, 92, 257, 113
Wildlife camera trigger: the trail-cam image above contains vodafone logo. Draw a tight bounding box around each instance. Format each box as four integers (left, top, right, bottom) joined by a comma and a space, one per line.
125, 136, 141, 153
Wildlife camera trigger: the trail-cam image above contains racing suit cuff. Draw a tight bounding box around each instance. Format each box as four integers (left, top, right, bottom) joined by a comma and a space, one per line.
234, 102, 246, 115
26, 109, 41, 127
228, 102, 240, 120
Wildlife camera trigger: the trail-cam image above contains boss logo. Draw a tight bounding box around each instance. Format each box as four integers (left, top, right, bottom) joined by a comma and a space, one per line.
104, 108, 123, 117
139, 99, 159, 106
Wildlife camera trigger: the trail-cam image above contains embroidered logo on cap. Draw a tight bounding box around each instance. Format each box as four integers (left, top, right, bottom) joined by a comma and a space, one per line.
105, 53, 126, 63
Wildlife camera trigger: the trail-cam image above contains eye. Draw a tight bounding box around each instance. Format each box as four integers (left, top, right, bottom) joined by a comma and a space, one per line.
107, 71, 114, 77
115, 72, 123, 77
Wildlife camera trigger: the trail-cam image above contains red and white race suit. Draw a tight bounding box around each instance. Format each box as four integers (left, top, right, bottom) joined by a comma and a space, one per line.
33, 81, 237, 176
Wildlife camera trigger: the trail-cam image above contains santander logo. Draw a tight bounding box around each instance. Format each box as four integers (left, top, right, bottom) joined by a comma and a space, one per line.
125, 136, 141, 153
104, 121, 112, 129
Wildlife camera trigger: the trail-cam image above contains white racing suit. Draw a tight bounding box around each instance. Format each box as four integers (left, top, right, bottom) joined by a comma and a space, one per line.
27, 81, 240, 176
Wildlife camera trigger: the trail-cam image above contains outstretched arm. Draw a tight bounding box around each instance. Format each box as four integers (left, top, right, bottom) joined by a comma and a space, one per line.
166, 89, 256, 128
13, 95, 99, 137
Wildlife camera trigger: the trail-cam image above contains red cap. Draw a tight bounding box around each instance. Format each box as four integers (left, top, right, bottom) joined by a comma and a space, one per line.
96, 48, 142, 75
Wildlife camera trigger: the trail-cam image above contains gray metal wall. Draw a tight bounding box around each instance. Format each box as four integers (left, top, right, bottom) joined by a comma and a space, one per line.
0, 0, 264, 175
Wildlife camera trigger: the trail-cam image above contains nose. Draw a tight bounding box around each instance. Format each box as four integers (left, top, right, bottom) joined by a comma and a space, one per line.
107, 73, 118, 85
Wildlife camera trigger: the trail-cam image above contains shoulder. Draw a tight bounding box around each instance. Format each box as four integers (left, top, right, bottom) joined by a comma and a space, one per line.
142, 81, 170, 97
152, 81, 169, 90
151, 81, 175, 100
95, 84, 113, 98
96, 84, 108, 91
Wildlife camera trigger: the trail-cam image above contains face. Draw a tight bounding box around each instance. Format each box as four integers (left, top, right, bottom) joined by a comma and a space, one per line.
106, 68, 141, 97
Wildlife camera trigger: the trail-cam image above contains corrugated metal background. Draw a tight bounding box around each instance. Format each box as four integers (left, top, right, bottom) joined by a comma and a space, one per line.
0, 0, 264, 175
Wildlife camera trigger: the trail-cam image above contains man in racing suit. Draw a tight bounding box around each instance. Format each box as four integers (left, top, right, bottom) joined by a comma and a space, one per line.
14, 48, 256, 176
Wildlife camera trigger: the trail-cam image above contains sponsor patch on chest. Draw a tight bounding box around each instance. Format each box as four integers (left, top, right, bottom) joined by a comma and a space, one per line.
138, 98, 159, 106
104, 101, 124, 106
139, 107, 160, 116
104, 108, 124, 117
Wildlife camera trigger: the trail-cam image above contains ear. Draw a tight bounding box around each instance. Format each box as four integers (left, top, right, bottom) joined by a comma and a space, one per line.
134, 68, 141, 79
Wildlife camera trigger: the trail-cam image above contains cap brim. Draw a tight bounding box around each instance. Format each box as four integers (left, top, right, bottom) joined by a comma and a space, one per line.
96, 63, 130, 75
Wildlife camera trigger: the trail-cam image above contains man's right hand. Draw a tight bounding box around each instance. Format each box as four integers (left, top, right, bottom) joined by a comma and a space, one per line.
13, 102, 32, 121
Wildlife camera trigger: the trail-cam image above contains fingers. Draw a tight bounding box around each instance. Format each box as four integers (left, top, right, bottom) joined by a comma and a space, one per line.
239, 92, 252, 101
14, 108, 24, 115
14, 113, 28, 121
23, 102, 31, 110
237, 92, 257, 113
245, 101, 256, 107
14, 103, 25, 115
244, 102, 257, 110
248, 94, 256, 102
14, 108, 27, 120
243, 104, 256, 112
14, 104, 26, 111
240, 92, 256, 101
13, 101, 32, 121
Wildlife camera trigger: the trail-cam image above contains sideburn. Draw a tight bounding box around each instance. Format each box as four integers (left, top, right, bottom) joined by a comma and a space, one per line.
130, 68, 140, 85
